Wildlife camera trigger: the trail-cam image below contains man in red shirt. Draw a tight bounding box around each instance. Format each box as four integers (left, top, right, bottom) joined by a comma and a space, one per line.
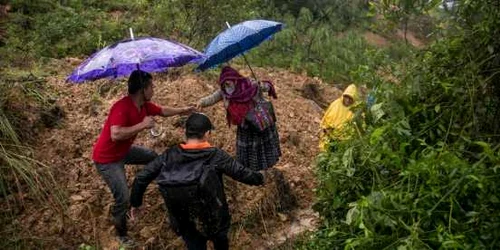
92, 70, 194, 246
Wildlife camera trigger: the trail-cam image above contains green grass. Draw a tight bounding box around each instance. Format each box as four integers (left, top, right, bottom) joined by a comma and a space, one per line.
0, 74, 66, 248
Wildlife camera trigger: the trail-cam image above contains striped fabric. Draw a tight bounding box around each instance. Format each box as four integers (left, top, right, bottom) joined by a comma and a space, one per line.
236, 123, 281, 171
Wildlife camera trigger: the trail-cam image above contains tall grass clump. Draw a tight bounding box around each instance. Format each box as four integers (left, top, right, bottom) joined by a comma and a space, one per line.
0, 74, 66, 248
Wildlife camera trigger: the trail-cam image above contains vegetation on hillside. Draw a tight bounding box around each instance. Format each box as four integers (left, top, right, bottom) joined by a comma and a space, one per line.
0, 1, 384, 247
3, 0, 499, 249
300, 1, 500, 249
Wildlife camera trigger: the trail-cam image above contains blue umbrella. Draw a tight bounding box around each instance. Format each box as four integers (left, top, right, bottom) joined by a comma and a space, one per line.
196, 19, 283, 75
67, 37, 204, 83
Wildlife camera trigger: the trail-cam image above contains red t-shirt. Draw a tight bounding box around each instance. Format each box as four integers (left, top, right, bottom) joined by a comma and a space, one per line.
92, 96, 162, 164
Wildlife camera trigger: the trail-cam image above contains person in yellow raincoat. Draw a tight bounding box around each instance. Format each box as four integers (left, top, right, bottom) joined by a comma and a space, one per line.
320, 84, 359, 151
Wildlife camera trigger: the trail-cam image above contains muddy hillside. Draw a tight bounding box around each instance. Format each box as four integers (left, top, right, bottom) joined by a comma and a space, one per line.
14, 65, 342, 249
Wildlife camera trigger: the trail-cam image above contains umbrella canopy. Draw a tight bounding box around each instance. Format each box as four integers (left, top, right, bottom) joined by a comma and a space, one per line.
196, 20, 283, 72
68, 37, 204, 83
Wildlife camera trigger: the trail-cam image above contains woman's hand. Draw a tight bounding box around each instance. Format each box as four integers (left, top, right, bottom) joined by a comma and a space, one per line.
195, 101, 203, 111
179, 106, 196, 115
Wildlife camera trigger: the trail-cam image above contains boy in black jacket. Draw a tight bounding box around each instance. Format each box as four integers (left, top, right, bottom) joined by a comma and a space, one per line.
130, 113, 264, 250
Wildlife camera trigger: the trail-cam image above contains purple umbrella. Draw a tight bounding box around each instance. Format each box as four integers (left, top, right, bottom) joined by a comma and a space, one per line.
67, 37, 205, 83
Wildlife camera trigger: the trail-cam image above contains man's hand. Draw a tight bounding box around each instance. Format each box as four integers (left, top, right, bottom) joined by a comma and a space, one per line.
180, 106, 196, 115
141, 116, 155, 129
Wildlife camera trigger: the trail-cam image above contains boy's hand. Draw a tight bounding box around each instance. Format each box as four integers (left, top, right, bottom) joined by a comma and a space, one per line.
259, 170, 270, 185
129, 206, 143, 222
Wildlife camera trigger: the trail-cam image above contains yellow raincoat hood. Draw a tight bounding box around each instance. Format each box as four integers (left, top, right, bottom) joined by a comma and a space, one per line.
320, 84, 359, 150
321, 84, 358, 130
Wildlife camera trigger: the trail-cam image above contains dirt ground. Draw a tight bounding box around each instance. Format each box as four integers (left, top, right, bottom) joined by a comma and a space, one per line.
4, 65, 342, 249
363, 28, 425, 49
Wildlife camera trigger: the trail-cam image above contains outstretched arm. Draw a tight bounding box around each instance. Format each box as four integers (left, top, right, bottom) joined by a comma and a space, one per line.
145, 102, 194, 118
215, 150, 264, 186
197, 90, 223, 108
160, 106, 195, 117
130, 153, 166, 207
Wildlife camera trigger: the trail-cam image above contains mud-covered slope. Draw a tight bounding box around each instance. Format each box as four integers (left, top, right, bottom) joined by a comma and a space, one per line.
15, 66, 342, 249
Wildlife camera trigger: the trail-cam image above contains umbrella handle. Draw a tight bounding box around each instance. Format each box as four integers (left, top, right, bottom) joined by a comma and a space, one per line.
129, 27, 135, 40
241, 54, 258, 81
149, 118, 163, 138
150, 126, 163, 138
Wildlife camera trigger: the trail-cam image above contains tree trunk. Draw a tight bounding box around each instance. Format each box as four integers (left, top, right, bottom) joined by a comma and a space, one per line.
404, 16, 408, 45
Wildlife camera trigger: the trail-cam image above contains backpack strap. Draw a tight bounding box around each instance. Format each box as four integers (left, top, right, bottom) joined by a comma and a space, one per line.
202, 148, 218, 169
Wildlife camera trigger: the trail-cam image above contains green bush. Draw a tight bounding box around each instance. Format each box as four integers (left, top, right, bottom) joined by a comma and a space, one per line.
2, 0, 380, 84
3, 0, 142, 63
247, 8, 396, 84
304, 2, 500, 249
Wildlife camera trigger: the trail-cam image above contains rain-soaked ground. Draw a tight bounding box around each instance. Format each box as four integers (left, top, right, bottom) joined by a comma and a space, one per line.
2, 64, 342, 249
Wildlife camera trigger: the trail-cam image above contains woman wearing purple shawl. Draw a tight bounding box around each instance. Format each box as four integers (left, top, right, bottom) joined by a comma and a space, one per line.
197, 66, 281, 170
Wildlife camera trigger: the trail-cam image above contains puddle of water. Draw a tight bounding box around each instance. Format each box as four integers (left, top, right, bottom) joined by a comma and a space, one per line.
263, 208, 320, 249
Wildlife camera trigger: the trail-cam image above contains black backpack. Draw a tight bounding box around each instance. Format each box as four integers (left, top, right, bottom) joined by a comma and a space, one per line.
158, 147, 225, 236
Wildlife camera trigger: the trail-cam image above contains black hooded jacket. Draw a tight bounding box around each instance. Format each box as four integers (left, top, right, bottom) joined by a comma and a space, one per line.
130, 143, 264, 234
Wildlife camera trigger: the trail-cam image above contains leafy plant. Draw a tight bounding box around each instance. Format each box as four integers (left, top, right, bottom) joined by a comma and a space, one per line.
306, 1, 500, 249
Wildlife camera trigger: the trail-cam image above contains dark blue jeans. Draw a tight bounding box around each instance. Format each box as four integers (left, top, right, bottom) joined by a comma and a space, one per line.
95, 145, 158, 237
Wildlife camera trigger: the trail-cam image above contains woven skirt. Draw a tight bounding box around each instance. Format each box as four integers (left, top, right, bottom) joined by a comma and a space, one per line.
236, 123, 281, 171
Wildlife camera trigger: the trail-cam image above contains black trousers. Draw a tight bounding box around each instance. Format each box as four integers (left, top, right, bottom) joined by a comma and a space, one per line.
159, 186, 230, 250
181, 226, 229, 250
